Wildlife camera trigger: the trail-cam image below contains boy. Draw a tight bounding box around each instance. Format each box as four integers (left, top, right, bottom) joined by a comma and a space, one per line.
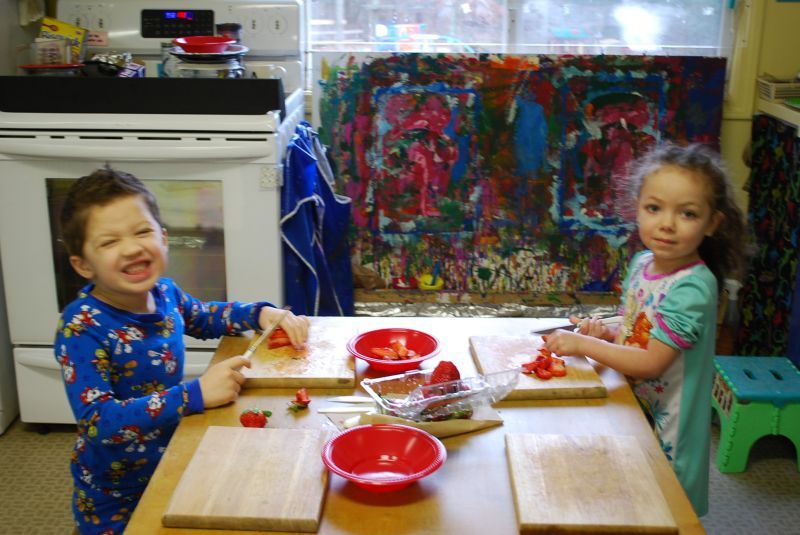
55, 167, 308, 534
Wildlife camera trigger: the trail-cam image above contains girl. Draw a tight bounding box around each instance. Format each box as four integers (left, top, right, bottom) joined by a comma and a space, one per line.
544, 143, 746, 516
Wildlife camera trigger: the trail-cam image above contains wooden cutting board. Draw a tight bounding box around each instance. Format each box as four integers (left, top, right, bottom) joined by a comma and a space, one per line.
163, 426, 332, 532
506, 434, 677, 534
470, 335, 606, 400
243, 322, 356, 388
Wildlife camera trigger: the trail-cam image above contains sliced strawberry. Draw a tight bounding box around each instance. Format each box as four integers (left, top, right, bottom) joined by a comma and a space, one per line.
371, 347, 399, 359
390, 340, 409, 358
268, 327, 292, 349
521, 360, 541, 374
534, 366, 553, 380
239, 408, 272, 427
549, 357, 567, 377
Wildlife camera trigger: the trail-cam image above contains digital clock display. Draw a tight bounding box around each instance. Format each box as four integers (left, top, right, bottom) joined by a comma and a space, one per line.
164, 11, 194, 21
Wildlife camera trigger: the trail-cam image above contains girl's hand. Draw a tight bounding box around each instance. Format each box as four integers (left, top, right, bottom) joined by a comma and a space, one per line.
199, 356, 249, 408
544, 329, 586, 357
259, 307, 310, 349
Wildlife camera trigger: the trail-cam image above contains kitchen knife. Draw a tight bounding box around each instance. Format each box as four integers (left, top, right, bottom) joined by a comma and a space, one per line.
530, 315, 622, 335
327, 396, 376, 404
316, 406, 375, 414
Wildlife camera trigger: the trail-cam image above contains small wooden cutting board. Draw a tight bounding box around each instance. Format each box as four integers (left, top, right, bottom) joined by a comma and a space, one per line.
242, 322, 356, 388
470, 335, 606, 400
162, 426, 332, 532
506, 434, 677, 534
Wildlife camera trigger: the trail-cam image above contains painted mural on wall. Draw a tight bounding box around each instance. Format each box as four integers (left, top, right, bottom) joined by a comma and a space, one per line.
315, 53, 726, 295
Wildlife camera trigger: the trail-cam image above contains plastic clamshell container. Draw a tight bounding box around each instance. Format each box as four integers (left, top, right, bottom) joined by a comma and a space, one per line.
361, 367, 520, 422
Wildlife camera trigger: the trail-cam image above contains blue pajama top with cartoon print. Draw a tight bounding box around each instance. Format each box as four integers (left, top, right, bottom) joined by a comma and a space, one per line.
54, 278, 269, 535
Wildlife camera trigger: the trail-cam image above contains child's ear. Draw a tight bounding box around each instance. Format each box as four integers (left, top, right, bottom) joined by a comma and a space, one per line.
161, 227, 168, 247
69, 255, 95, 280
706, 210, 724, 237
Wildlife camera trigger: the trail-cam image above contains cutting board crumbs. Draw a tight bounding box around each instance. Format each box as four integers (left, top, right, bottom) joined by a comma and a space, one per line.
242, 322, 356, 388
505, 434, 677, 534
470, 335, 606, 400
163, 426, 332, 532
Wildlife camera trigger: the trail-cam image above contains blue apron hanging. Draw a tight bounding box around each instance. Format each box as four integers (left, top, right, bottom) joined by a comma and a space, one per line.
281, 121, 354, 316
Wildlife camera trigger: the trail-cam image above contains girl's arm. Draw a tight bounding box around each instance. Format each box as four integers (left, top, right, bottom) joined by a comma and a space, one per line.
544, 330, 680, 379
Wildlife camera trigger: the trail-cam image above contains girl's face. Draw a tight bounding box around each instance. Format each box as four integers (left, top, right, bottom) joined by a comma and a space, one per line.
637, 165, 722, 274
69, 194, 168, 312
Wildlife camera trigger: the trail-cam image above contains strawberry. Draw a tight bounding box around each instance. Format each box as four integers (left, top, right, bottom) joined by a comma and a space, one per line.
288, 388, 311, 412
390, 340, 409, 358
268, 327, 292, 349
371, 347, 399, 360
239, 408, 272, 428
427, 360, 460, 385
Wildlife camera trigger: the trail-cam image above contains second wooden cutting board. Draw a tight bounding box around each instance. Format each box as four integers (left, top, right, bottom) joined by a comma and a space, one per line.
506, 433, 677, 534
470, 335, 606, 400
162, 426, 332, 532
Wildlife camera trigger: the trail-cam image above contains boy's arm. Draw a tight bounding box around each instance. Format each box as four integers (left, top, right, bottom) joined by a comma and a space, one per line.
175, 284, 272, 340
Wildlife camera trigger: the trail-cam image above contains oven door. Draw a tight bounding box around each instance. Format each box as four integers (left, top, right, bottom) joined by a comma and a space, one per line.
0, 155, 283, 348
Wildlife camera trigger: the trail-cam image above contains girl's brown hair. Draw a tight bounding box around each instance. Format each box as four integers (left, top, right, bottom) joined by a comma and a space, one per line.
621, 142, 747, 289
60, 167, 162, 257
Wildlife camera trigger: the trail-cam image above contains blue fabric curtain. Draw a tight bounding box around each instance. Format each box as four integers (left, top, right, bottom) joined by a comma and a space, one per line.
281, 122, 354, 316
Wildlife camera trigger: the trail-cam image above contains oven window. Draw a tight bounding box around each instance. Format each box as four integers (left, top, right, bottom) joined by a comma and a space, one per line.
46, 178, 226, 310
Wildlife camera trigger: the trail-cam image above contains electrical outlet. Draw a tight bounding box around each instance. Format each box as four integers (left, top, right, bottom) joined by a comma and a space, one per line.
259, 166, 282, 190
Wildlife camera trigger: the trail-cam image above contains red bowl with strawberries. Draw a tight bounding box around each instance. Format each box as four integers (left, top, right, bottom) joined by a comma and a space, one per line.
321, 424, 446, 492
347, 328, 440, 372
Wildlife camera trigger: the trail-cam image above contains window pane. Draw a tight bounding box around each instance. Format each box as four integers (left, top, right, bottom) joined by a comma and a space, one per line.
308, 0, 732, 56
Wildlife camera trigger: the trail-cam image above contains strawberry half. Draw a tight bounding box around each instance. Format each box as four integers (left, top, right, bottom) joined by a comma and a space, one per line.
427, 360, 461, 385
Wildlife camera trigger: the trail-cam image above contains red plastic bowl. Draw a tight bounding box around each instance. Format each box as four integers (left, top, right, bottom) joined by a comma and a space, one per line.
347, 328, 440, 372
173, 36, 236, 53
321, 424, 446, 492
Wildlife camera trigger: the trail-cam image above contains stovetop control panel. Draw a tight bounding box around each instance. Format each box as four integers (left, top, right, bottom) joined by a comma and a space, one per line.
56, 0, 303, 58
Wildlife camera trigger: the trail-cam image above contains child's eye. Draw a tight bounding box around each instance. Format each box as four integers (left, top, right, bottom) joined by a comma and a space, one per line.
100, 239, 117, 248
645, 204, 659, 213
137, 228, 154, 236
682, 210, 698, 219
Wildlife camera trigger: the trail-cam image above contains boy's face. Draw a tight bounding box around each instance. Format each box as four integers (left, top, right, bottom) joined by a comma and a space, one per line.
69, 194, 168, 308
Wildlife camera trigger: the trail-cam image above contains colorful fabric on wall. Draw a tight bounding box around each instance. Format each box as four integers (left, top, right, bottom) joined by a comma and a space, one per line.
317, 53, 726, 295
737, 114, 799, 358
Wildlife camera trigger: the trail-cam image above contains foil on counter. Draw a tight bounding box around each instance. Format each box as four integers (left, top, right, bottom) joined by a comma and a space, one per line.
354, 301, 617, 319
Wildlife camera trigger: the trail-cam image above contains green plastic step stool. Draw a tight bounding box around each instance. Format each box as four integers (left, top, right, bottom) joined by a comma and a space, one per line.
711, 356, 800, 473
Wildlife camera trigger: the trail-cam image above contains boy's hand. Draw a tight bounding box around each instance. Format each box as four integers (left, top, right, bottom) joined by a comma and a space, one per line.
199, 356, 249, 408
258, 307, 310, 349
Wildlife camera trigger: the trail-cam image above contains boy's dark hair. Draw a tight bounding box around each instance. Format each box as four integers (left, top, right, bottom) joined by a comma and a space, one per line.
622, 142, 747, 289
60, 167, 163, 256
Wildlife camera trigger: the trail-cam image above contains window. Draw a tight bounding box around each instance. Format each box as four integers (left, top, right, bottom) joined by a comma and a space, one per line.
307, 1, 735, 57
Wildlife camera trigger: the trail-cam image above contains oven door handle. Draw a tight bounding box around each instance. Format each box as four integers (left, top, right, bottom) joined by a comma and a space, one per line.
0, 138, 274, 161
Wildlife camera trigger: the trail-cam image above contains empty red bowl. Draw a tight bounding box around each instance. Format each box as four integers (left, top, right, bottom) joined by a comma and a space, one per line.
347, 328, 440, 372
173, 36, 236, 53
321, 424, 446, 492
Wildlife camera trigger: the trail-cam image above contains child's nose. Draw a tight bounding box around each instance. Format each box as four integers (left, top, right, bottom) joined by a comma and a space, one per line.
120, 237, 144, 255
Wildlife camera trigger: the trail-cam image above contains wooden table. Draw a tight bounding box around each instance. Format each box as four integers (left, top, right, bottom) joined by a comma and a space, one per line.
126, 317, 705, 534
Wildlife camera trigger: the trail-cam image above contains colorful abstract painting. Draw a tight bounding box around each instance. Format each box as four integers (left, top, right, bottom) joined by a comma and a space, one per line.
315, 53, 726, 295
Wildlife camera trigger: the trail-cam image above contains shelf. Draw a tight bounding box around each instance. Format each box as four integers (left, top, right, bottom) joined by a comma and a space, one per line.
757, 98, 800, 134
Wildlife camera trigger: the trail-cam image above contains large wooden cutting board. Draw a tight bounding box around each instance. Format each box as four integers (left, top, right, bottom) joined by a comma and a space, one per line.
163, 426, 332, 532
470, 335, 606, 400
506, 434, 677, 534
242, 321, 356, 388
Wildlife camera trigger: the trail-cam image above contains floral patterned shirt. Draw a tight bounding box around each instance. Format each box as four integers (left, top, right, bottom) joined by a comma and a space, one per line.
617, 251, 717, 516
55, 278, 268, 533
